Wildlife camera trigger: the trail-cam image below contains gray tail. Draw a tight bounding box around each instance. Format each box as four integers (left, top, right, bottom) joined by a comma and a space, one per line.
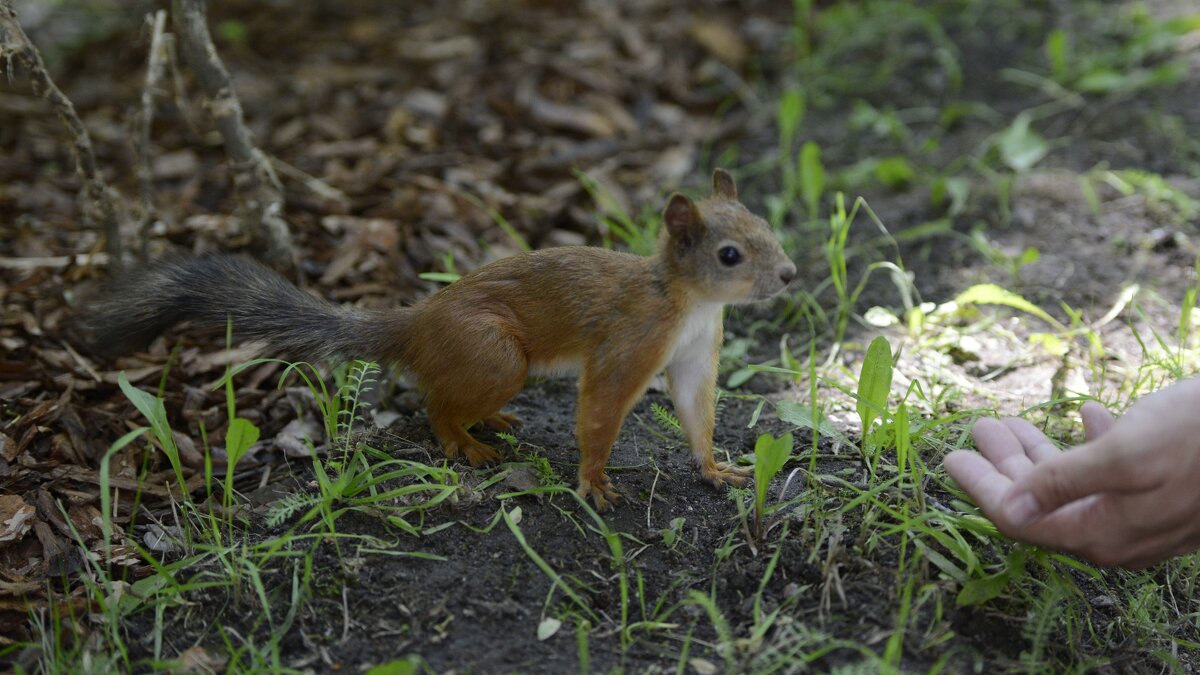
78, 254, 394, 363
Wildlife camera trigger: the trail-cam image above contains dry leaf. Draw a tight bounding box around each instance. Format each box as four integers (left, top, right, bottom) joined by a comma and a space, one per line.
176, 644, 229, 673
0, 432, 17, 463
275, 417, 323, 458
690, 20, 748, 68
0, 496, 35, 544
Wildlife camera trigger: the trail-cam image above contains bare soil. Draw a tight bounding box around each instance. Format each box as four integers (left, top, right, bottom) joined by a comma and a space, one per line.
2, 0, 1199, 672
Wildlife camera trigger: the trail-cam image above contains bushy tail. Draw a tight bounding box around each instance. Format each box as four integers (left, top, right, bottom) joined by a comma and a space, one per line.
78, 255, 401, 362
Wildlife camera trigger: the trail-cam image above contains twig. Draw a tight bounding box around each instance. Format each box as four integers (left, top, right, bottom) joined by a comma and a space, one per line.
60, 340, 102, 383
0, 253, 110, 270
645, 466, 660, 529
0, 0, 127, 270
269, 156, 350, 206
136, 10, 169, 260
340, 584, 351, 643
170, 0, 294, 270
164, 30, 197, 134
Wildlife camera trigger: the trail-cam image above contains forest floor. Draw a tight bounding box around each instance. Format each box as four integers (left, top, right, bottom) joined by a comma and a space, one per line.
2, 0, 1200, 673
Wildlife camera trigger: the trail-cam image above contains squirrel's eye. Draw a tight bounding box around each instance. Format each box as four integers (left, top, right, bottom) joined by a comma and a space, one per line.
718, 246, 742, 266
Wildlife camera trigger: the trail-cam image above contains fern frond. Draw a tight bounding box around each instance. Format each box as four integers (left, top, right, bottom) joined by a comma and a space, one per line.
652, 403, 683, 438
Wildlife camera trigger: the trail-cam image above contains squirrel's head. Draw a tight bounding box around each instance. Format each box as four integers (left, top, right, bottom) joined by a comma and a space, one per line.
660, 169, 797, 304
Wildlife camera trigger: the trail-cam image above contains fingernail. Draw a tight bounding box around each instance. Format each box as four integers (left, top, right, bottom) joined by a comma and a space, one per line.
1005, 492, 1042, 527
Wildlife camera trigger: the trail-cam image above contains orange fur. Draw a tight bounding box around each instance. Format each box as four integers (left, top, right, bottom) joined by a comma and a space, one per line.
87, 169, 797, 511
374, 169, 796, 509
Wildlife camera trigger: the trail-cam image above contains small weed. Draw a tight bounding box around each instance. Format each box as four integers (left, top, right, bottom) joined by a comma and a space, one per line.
777, 87, 807, 214
651, 402, 683, 439
576, 169, 661, 256
1092, 168, 1200, 223
1037, 10, 1195, 98
798, 141, 825, 222
419, 251, 462, 284
854, 336, 894, 476
660, 516, 686, 552
750, 432, 794, 542
969, 227, 1041, 284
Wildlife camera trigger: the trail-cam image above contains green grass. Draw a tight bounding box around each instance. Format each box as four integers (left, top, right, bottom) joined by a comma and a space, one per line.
14, 0, 1200, 671
13, 357, 460, 673
709, 1, 1200, 667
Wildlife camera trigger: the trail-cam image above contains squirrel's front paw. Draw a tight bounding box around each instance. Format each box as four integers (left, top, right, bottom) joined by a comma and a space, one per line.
577, 473, 621, 511
700, 461, 752, 488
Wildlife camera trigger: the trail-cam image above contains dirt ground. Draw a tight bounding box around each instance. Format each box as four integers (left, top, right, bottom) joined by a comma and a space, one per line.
2, 0, 1200, 672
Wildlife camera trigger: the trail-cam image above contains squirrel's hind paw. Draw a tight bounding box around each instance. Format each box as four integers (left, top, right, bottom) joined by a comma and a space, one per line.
482, 412, 523, 431
443, 441, 502, 467
701, 461, 752, 488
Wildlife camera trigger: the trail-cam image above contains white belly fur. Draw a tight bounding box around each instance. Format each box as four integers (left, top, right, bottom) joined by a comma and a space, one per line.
525, 304, 722, 381
666, 303, 723, 452
669, 303, 723, 367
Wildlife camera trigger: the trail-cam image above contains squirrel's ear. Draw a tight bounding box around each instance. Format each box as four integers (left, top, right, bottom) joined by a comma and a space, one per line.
712, 168, 737, 200
664, 193, 701, 243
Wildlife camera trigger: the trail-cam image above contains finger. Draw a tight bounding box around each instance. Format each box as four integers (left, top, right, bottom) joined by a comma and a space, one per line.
1055, 475, 1196, 567
947, 451, 1124, 556
1095, 525, 1198, 569
1051, 492, 1174, 567
1002, 436, 1142, 527
1001, 493, 1109, 551
1128, 481, 1193, 525
1116, 536, 1181, 570
1162, 531, 1200, 564
971, 418, 1035, 481
999, 418, 1061, 464
943, 450, 1013, 514
1080, 402, 1116, 442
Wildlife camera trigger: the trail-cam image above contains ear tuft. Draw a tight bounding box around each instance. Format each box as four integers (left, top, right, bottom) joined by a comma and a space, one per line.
663, 193, 700, 242
712, 168, 737, 200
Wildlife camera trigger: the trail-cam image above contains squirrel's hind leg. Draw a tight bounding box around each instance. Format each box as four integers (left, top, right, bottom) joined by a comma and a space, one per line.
421, 324, 528, 467
429, 412, 501, 467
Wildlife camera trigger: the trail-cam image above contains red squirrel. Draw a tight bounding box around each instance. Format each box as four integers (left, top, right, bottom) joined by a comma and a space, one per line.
82, 169, 796, 509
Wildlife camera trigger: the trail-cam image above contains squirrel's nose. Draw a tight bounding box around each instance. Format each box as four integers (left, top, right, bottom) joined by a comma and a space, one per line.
778, 262, 797, 285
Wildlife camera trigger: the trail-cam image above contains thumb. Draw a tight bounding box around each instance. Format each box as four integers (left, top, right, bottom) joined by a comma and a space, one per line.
1080, 401, 1115, 441
1001, 434, 1132, 527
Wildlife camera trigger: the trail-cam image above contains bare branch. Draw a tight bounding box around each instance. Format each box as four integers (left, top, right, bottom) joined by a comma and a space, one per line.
270, 156, 350, 208
165, 32, 198, 134
136, 9, 169, 260
170, 0, 294, 270
0, 0, 127, 269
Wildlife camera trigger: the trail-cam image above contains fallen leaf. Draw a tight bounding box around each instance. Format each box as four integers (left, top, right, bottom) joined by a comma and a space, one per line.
0, 432, 17, 462
372, 409, 402, 429
519, 80, 621, 138
690, 20, 748, 68
396, 35, 480, 61
176, 645, 228, 673
0, 496, 35, 544
143, 523, 183, 554
501, 466, 542, 493
537, 617, 562, 641
275, 417, 323, 458
152, 150, 199, 180
173, 430, 206, 468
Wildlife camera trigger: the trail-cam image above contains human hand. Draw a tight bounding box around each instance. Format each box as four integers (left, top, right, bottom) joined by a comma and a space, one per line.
944, 378, 1200, 568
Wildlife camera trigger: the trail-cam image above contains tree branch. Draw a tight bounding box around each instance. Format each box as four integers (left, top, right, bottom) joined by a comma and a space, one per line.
170, 0, 294, 270
136, 9, 169, 259
0, 0, 127, 269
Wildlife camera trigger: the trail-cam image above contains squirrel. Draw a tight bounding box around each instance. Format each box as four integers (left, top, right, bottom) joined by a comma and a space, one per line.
80, 169, 796, 509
